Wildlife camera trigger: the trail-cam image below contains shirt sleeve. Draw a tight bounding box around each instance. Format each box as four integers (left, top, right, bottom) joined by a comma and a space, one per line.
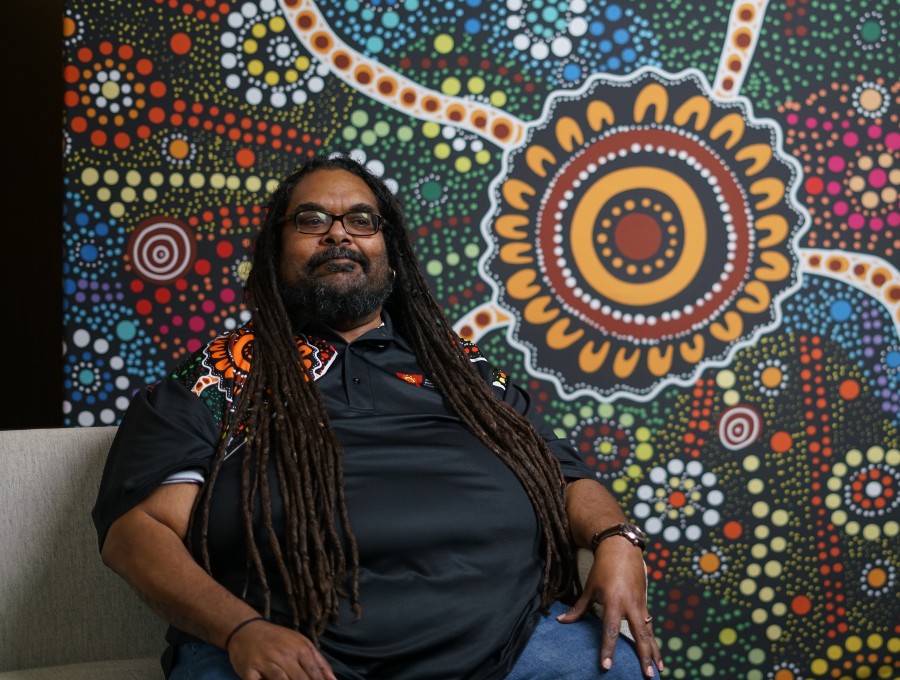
498, 380, 594, 482
91, 377, 220, 550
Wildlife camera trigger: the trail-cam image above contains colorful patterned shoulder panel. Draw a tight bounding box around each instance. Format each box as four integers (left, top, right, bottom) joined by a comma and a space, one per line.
170, 323, 338, 426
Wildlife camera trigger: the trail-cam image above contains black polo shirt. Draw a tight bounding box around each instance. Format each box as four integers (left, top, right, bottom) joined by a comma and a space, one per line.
93, 314, 593, 679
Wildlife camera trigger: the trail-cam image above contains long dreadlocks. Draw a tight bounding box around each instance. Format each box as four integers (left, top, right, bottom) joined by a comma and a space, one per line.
192, 152, 577, 642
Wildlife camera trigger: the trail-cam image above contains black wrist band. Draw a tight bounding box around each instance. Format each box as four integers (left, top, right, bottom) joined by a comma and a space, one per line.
225, 616, 266, 650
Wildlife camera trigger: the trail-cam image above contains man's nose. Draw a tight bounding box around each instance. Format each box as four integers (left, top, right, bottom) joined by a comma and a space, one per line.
321, 219, 353, 243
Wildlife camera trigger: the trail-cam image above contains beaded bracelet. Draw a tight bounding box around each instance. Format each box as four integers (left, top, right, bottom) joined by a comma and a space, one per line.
225, 616, 266, 650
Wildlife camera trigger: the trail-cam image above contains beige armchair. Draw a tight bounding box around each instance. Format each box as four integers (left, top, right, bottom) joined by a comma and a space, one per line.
0, 426, 165, 679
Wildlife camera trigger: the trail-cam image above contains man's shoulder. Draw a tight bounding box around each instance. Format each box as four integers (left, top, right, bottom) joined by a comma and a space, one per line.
169, 322, 256, 413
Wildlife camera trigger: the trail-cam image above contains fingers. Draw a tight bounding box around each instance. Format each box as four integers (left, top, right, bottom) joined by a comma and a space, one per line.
302, 646, 338, 680
229, 621, 337, 680
631, 614, 663, 678
598, 608, 623, 671
238, 652, 333, 680
596, 606, 664, 677
554, 591, 591, 624
288, 643, 329, 678
271, 646, 336, 680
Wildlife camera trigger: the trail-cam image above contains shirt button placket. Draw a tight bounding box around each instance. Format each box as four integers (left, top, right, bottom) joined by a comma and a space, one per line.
345, 345, 374, 410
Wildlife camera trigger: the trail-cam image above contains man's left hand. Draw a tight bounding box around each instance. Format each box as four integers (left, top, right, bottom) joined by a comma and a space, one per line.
557, 537, 662, 677
559, 479, 663, 678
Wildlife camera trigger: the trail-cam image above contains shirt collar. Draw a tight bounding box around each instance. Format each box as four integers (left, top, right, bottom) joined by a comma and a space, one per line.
293, 309, 397, 347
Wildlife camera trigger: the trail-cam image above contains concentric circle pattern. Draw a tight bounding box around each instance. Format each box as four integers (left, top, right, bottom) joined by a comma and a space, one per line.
484, 68, 807, 398
717, 403, 763, 451
128, 217, 196, 284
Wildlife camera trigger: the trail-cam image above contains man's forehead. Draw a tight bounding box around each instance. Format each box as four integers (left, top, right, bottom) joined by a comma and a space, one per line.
288, 174, 376, 215
292, 169, 374, 195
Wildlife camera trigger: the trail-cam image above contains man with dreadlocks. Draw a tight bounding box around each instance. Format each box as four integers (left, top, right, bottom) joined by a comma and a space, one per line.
93, 153, 662, 680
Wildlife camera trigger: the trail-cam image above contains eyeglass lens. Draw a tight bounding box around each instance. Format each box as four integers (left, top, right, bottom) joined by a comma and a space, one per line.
294, 210, 380, 235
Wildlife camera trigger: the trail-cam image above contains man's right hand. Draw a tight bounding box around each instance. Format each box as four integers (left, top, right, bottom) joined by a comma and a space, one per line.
227, 620, 337, 680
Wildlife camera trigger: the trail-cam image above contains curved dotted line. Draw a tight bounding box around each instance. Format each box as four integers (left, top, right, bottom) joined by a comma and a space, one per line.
278, 0, 527, 149
159, 99, 324, 155
799, 247, 900, 336
712, 0, 771, 100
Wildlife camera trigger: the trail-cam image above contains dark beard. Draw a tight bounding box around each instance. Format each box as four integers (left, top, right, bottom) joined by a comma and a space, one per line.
279, 247, 394, 327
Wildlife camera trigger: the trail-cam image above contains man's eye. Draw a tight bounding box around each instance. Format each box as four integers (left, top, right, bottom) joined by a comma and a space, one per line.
297, 212, 326, 226
347, 213, 373, 227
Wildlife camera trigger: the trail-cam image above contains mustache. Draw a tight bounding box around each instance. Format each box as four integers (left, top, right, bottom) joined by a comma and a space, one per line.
305, 247, 369, 272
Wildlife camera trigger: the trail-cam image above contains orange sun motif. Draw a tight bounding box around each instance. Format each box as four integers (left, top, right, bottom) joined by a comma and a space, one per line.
206, 327, 255, 391
199, 326, 335, 402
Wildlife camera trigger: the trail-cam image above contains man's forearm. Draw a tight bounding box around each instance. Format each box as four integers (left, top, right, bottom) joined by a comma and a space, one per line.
565, 478, 630, 550
102, 510, 260, 648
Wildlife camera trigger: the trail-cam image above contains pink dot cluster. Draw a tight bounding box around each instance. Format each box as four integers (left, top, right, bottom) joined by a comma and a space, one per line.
786, 111, 899, 234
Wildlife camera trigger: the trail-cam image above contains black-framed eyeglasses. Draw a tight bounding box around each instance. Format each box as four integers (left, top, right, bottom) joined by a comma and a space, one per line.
285, 209, 386, 236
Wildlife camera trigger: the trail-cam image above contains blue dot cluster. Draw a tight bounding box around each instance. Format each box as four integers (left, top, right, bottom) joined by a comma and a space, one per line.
62, 304, 167, 419
322, 0, 661, 86
324, 0, 451, 55
65, 351, 114, 406
483, 1, 660, 82
62, 190, 126, 284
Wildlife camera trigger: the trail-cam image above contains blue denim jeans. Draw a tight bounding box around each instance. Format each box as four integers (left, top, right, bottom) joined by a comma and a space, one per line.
168, 641, 235, 680
168, 601, 659, 679
504, 601, 660, 679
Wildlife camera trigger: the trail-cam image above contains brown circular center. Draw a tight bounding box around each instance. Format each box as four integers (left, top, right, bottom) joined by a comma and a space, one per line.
612, 213, 663, 261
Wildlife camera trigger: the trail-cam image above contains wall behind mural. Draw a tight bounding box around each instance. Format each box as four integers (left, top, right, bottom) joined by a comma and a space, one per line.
62, 0, 898, 677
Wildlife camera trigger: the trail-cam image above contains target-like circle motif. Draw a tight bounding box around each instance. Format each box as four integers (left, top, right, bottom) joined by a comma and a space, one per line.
717, 404, 763, 451
128, 217, 196, 284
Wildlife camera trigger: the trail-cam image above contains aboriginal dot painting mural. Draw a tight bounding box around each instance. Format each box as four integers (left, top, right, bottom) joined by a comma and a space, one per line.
62, 0, 899, 677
